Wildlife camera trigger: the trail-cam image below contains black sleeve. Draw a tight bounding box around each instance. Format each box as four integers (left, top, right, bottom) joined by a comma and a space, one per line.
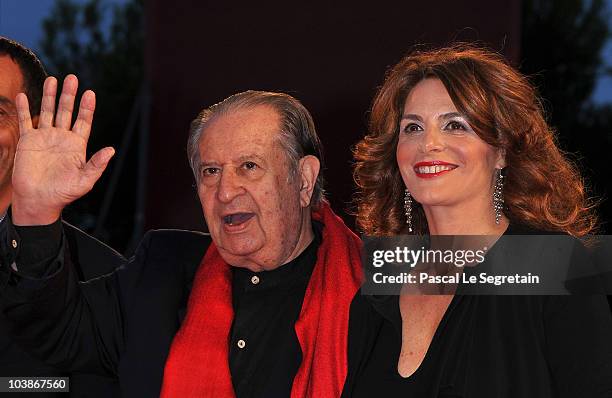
0, 214, 153, 378
341, 291, 384, 398
0, 212, 63, 281
13, 219, 63, 277
544, 295, 612, 397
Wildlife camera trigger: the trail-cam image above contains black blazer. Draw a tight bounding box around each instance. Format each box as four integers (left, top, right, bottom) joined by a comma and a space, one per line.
1, 225, 211, 398
0, 221, 126, 398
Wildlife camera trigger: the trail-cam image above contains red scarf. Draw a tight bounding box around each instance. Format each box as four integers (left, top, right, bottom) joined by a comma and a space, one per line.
160, 202, 363, 397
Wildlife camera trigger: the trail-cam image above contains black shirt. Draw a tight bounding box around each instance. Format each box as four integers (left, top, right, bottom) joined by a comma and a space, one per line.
229, 223, 320, 397
345, 295, 612, 397
342, 225, 612, 398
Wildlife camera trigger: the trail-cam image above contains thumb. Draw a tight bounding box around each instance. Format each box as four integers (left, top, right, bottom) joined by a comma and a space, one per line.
81, 147, 115, 188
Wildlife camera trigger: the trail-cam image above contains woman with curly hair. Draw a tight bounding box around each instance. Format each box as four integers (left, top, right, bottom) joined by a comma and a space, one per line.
342, 44, 612, 397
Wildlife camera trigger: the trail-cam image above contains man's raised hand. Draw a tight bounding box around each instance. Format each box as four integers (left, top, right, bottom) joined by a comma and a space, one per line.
12, 75, 115, 225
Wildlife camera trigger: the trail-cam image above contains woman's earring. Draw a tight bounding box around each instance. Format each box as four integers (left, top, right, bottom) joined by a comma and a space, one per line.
493, 169, 504, 224
404, 189, 413, 232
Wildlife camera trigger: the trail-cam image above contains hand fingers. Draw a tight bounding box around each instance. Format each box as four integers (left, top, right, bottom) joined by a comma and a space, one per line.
38, 77, 57, 129
15, 93, 32, 132
55, 74, 78, 130
81, 147, 115, 189
73, 90, 96, 140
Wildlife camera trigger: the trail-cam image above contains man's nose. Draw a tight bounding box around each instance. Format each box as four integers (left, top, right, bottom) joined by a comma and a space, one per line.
216, 168, 245, 203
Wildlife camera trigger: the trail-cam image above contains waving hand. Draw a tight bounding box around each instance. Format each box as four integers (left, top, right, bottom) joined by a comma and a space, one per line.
12, 75, 115, 225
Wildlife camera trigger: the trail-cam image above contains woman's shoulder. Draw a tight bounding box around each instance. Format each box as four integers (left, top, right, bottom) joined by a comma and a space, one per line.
505, 222, 566, 235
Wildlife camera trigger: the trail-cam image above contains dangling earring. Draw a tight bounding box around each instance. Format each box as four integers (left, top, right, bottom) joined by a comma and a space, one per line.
493, 168, 504, 224
404, 189, 413, 232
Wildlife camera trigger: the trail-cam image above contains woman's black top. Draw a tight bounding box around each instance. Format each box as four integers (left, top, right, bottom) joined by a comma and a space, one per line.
342, 225, 612, 398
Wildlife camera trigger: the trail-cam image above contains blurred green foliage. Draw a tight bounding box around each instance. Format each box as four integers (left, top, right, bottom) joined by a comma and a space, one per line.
39, 0, 144, 250
521, 0, 612, 231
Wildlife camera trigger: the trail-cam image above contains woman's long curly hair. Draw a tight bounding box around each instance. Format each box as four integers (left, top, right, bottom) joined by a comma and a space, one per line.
353, 44, 599, 237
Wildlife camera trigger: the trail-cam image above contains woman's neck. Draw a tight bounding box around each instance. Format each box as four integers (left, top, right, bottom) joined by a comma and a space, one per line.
422, 195, 509, 236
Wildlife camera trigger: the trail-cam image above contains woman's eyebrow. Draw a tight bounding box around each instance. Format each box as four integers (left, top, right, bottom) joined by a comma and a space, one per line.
401, 114, 423, 121
438, 112, 464, 120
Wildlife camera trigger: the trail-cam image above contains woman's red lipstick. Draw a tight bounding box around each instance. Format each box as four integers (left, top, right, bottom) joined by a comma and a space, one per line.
413, 161, 458, 179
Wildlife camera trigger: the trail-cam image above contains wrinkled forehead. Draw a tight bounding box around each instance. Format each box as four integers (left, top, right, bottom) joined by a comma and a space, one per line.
198, 105, 285, 160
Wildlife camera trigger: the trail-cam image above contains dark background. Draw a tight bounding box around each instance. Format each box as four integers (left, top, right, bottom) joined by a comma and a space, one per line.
2, 0, 611, 255
144, 1, 522, 235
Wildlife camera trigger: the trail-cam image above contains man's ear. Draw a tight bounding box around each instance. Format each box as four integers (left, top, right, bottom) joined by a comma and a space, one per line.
297, 155, 320, 207
31, 115, 39, 129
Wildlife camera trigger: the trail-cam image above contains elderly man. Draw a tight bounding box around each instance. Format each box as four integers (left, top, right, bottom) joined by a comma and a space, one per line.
0, 37, 124, 397
1, 75, 362, 397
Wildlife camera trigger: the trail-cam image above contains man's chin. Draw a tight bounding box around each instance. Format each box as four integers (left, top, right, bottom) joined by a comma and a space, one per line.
216, 243, 265, 268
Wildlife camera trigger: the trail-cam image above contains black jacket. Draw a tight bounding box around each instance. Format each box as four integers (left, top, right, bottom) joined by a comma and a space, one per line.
1, 222, 211, 398
0, 220, 126, 398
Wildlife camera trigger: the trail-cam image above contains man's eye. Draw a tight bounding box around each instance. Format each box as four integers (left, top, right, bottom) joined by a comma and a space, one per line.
403, 123, 423, 133
242, 161, 258, 170
201, 167, 220, 176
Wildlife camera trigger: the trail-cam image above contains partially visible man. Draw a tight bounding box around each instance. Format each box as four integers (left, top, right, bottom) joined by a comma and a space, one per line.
1, 79, 363, 397
0, 36, 124, 397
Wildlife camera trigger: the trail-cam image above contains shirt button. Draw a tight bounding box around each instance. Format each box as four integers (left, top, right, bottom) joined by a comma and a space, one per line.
237, 339, 246, 349
251, 275, 260, 285
11, 239, 17, 249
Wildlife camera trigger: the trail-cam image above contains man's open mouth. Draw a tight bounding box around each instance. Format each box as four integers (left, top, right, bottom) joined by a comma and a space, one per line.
223, 213, 255, 226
